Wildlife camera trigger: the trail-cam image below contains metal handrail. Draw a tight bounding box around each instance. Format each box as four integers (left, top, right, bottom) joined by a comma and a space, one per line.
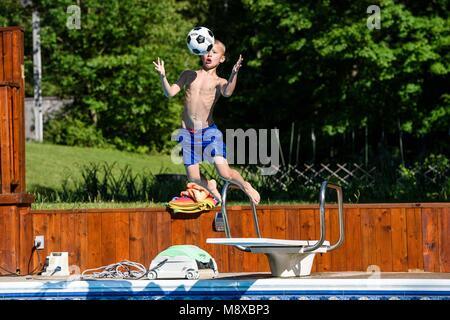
303, 181, 345, 252
220, 179, 345, 253
220, 180, 261, 240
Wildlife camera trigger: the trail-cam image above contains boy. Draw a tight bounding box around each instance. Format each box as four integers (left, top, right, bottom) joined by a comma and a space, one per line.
153, 40, 260, 205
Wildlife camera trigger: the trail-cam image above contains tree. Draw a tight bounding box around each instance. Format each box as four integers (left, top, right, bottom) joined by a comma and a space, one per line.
205, 0, 450, 163
3, 0, 200, 152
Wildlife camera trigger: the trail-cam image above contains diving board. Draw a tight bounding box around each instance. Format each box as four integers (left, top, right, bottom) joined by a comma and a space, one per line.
207, 181, 344, 277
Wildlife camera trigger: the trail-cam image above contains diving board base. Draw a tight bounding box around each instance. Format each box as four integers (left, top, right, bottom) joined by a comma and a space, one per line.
266, 252, 316, 277
206, 238, 330, 277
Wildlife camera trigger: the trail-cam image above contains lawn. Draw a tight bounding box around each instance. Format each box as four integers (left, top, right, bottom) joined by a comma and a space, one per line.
26, 142, 185, 192
25, 142, 311, 209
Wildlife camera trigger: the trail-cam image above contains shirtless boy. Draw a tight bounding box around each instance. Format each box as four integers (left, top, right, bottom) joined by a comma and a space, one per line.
153, 40, 260, 205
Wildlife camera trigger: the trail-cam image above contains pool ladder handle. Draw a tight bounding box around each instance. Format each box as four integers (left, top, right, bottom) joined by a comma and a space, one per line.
219, 180, 345, 253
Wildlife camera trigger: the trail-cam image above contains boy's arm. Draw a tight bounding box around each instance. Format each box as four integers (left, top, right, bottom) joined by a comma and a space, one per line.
153, 57, 187, 98
221, 54, 243, 98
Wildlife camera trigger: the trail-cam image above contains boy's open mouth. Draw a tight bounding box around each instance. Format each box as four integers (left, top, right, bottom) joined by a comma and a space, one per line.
206, 58, 212, 64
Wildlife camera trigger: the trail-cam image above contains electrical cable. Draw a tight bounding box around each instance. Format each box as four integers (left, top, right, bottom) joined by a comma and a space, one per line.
0, 265, 19, 277
1, 245, 44, 277
81, 260, 148, 280
27, 245, 44, 276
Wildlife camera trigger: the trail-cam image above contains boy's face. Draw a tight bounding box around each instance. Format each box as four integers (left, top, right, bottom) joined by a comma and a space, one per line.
201, 43, 225, 70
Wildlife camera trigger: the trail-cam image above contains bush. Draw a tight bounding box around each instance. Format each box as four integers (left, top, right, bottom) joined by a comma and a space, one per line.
32, 161, 187, 203
44, 115, 111, 148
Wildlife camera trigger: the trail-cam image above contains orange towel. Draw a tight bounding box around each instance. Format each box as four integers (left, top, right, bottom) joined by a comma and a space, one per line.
167, 183, 218, 213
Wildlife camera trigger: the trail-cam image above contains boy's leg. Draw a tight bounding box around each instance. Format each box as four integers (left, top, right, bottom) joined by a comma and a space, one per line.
185, 163, 222, 202
213, 156, 260, 205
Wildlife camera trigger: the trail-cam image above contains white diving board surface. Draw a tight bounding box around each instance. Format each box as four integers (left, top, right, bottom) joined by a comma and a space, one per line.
207, 238, 329, 252
207, 238, 331, 277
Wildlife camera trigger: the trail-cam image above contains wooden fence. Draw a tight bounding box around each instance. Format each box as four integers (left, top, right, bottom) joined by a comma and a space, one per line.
30, 203, 450, 274
0, 27, 34, 276
0, 26, 26, 194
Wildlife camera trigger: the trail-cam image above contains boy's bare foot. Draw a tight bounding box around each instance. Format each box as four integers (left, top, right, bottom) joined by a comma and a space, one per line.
207, 179, 222, 204
243, 182, 260, 205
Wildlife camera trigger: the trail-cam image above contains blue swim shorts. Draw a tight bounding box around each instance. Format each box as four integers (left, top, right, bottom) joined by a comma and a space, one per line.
175, 123, 227, 166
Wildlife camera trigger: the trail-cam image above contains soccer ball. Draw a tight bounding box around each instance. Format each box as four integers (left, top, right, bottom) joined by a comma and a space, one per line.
186, 27, 215, 55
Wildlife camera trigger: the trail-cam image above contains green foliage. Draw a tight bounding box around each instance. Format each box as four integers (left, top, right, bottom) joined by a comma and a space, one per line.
32, 161, 187, 203
206, 0, 450, 164
44, 114, 110, 148
392, 154, 450, 201
1, 0, 199, 152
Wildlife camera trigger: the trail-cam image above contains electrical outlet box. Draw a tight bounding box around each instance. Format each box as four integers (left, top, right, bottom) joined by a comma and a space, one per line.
34, 235, 44, 250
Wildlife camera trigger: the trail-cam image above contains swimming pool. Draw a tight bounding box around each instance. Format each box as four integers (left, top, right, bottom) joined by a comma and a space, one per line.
1, 272, 449, 300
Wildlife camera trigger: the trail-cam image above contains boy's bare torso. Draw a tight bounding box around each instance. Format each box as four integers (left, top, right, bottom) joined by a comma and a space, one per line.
180, 70, 225, 130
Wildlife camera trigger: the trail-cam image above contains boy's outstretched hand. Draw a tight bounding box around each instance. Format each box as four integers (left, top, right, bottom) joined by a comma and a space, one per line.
153, 57, 166, 77
232, 54, 243, 74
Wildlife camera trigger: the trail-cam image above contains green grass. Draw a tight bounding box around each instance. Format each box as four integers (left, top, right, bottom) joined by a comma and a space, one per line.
26, 142, 185, 192
32, 200, 313, 210
31, 201, 166, 210
25, 142, 313, 209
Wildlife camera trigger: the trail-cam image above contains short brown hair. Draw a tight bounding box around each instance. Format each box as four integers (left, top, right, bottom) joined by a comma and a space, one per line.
215, 39, 226, 54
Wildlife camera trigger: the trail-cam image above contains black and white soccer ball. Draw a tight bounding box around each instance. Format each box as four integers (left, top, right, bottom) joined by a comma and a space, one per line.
186, 27, 215, 56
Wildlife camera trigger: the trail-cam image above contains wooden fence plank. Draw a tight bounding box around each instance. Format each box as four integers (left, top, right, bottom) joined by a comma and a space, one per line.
360, 208, 375, 271
170, 215, 186, 246
100, 212, 116, 266
406, 208, 424, 271
0, 32, 4, 80
286, 208, 300, 241
227, 208, 244, 272
8, 88, 14, 188
422, 208, 440, 272
376, 209, 393, 271
256, 208, 271, 272
78, 212, 88, 272
202, 210, 227, 273
271, 208, 286, 239
2, 31, 12, 80
115, 212, 130, 262
60, 213, 78, 268
47, 213, 61, 255
145, 211, 159, 264
156, 211, 172, 254
185, 214, 200, 246
11, 87, 20, 191
300, 208, 317, 272
31, 213, 47, 271
0, 87, 12, 193
18, 207, 33, 274
390, 208, 408, 271
440, 207, 450, 272
11, 30, 21, 81
87, 212, 102, 270
0, 207, 16, 274
241, 208, 257, 272
314, 207, 332, 272
343, 207, 362, 271
129, 211, 145, 265
329, 207, 346, 271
